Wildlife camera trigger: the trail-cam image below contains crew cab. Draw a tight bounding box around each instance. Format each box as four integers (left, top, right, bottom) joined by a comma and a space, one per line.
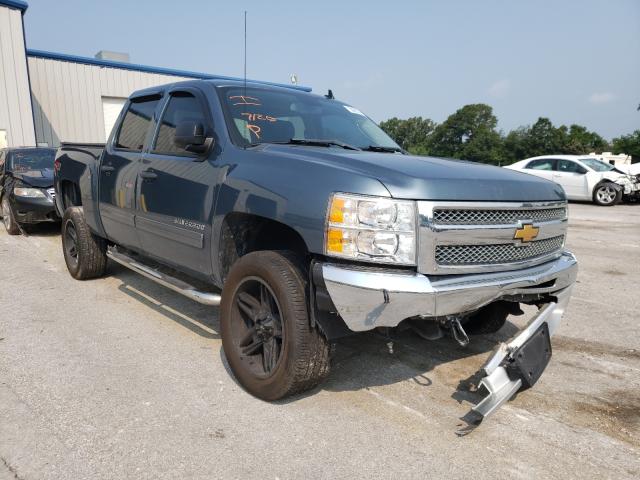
54, 78, 578, 422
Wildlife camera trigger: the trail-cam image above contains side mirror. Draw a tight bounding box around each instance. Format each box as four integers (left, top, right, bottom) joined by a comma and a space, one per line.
577, 167, 588, 174
174, 121, 213, 154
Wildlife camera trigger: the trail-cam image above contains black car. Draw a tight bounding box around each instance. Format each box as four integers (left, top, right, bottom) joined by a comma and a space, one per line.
0, 147, 58, 235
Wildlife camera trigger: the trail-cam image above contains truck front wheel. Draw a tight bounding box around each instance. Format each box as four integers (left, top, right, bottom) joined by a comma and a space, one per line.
61, 207, 107, 280
220, 251, 330, 401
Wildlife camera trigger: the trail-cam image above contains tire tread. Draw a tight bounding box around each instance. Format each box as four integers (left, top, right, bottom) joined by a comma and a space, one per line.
62, 207, 107, 280
221, 250, 330, 400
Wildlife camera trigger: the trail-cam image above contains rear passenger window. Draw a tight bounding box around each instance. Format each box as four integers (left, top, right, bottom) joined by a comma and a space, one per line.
115, 96, 160, 151
153, 92, 208, 156
526, 159, 555, 170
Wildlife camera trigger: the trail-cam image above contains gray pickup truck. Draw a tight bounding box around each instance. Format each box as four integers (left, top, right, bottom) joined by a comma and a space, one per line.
54, 78, 578, 421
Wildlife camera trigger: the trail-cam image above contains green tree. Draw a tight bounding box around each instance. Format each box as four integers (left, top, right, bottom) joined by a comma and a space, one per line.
501, 118, 607, 162
428, 104, 504, 164
503, 127, 530, 163
564, 124, 609, 154
611, 130, 640, 161
378, 116, 436, 154
524, 118, 567, 156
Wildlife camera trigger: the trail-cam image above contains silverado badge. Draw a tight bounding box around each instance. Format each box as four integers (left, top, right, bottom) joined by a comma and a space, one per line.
514, 223, 540, 243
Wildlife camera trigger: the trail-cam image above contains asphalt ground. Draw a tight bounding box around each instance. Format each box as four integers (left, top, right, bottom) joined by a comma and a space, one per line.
1, 202, 639, 479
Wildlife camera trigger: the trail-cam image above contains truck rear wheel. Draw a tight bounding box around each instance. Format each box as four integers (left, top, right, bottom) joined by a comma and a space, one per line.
1, 195, 21, 235
61, 207, 107, 280
220, 251, 330, 401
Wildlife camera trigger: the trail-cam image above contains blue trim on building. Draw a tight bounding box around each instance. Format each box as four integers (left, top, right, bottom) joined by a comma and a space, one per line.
0, 0, 28, 12
26, 49, 312, 92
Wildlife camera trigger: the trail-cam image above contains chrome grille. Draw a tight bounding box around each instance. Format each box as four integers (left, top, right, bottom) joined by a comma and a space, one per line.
435, 235, 565, 266
432, 207, 566, 225
418, 201, 569, 275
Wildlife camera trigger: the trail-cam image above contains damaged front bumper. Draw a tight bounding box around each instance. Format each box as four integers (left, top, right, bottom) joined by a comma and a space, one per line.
470, 286, 572, 420
10, 191, 59, 224
321, 252, 577, 331
320, 251, 578, 421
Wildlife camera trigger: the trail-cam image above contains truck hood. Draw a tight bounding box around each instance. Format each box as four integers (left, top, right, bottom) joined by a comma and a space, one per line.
12, 169, 54, 188
260, 145, 566, 202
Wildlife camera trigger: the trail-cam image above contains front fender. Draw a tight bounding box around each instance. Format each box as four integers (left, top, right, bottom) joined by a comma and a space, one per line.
210, 147, 390, 284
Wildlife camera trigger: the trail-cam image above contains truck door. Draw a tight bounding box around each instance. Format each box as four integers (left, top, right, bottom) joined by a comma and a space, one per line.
99, 94, 161, 250
135, 88, 220, 277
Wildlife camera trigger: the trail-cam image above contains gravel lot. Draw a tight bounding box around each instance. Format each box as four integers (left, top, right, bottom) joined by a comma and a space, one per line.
1, 202, 639, 479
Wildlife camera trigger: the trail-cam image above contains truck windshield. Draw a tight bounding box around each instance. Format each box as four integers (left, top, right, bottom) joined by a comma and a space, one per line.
9, 149, 55, 172
218, 86, 400, 151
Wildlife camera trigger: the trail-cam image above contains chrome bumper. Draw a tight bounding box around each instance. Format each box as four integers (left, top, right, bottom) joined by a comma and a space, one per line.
321, 251, 578, 332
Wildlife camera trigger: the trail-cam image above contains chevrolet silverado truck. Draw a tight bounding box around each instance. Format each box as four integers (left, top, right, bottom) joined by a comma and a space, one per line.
54, 78, 578, 421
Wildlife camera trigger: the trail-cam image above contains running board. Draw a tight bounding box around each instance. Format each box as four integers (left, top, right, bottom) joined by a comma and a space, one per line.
107, 248, 221, 306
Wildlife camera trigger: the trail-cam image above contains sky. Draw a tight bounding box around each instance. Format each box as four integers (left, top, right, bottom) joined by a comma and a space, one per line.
22, 0, 640, 140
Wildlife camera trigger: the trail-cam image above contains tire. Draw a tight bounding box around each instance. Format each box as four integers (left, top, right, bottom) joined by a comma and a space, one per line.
61, 207, 108, 280
593, 182, 622, 206
1, 195, 20, 235
220, 250, 330, 401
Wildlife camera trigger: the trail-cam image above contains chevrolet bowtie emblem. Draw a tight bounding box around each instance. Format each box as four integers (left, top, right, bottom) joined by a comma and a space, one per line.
514, 223, 539, 243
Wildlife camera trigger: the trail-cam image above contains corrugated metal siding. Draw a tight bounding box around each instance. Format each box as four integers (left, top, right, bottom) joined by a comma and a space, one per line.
28, 56, 191, 146
0, 5, 35, 147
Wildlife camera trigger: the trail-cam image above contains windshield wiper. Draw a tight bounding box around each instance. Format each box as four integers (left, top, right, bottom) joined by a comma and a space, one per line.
248, 139, 361, 151
285, 138, 362, 151
362, 145, 405, 153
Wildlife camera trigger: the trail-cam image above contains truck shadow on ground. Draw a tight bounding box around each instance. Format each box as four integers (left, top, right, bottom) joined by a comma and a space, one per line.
105, 259, 520, 407
318, 325, 518, 398
109, 262, 221, 340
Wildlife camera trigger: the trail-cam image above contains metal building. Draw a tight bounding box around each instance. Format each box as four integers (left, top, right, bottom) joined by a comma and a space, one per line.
0, 0, 249, 149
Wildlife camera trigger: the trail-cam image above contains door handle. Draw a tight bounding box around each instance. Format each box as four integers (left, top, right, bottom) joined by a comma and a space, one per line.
101, 165, 115, 173
139, 169, 158, 180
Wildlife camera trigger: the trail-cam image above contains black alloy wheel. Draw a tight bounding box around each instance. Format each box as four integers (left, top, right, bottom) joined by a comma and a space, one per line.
220, 250, 330, 401
230, 277, 285, 376
63, 219, 79, 268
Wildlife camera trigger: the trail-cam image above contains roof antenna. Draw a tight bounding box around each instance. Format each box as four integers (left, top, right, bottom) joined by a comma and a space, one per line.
243, 10, 247, 150
243, 10, 247, 95
325, 89, 334, 99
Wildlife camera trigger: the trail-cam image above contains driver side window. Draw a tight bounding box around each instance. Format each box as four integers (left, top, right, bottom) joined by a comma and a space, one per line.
153, 92, 208, 156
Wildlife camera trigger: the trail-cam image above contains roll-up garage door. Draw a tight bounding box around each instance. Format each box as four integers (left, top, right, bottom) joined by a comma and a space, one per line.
101, 97, 127, 141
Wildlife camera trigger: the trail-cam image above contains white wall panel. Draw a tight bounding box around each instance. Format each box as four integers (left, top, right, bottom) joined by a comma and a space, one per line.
0, 5, 35, 147
28, 56, 191, 146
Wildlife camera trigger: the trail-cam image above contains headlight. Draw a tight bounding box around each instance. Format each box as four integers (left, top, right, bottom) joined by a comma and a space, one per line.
325, 193, 416, 265
14, 187, 46, 198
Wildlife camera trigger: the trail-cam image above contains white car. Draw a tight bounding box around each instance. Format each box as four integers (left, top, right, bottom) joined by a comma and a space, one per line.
505, 155, 640, 206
